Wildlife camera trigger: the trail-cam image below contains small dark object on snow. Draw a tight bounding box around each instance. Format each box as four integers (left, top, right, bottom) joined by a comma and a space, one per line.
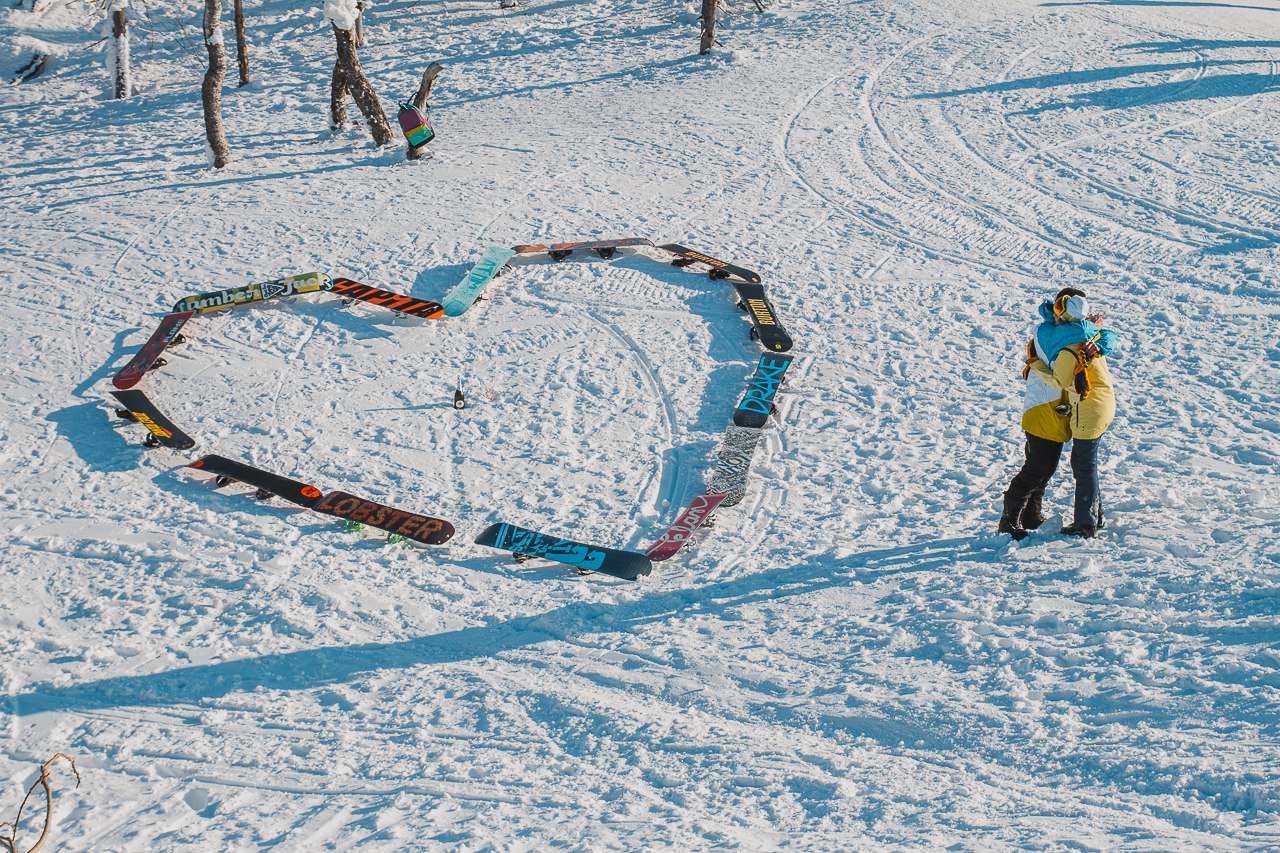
453, 387, 466, 410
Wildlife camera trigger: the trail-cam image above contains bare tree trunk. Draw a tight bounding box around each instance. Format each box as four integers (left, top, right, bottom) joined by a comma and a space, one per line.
406, 62, 442, 161
109, 2, 131, 98
699, 0, 718, 55
202, 0, 232, 168
233, 0, 249, 87
330, 63, 349, 130
330, 22, 393, 146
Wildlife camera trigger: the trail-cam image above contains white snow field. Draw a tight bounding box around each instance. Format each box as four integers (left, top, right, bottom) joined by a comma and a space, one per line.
3, 0, 1280, 848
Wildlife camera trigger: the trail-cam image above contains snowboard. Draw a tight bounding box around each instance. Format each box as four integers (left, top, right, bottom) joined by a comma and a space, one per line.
475, 522, 653, 580
733, 353, 793, 428
731, 281, 793, 353
706, 425, 764, 508
442, 247, 516, 316
112, 310, 194, 390
644, 493, 727, 562
110, 389, 196, 450
186, 454, 324, 507
511, 237, 655, 262
312, 490, 455, 545
655, 243, 762, 284
173, 272, 331, 314
329, 278, 445, 319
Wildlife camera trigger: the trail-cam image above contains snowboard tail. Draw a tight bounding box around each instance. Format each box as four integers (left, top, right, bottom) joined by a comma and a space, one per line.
186, 455, 324, 507
313, 490, 454, 545
173, 272, 331, 314
644, 493, 727, 561
475, 522, 653, 580
329, 278, 445, 319
112, 310, 193, 390
110, 389, 196, 450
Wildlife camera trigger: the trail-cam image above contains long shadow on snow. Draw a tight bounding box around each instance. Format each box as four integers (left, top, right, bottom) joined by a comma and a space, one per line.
1005, 70, 1279, 117
912, 56, 1265, 103
74, 325, 139, 399
10, 541, 965, 719
1125, 38, 1280, 53
33, 157, 391, 213
46, 401, 141, 474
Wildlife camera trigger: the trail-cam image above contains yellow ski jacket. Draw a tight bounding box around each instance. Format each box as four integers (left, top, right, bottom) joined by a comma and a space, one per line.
1021, 344, 1115, 442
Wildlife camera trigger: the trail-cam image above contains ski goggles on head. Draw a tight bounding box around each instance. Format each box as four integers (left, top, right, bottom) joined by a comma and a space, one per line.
1053, 293, 1088, 322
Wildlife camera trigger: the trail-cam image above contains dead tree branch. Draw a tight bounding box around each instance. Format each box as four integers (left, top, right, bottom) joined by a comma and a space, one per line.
0, 753, 81, 853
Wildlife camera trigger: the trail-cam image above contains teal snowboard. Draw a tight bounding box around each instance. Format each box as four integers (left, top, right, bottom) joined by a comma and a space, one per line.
442, 247, 515, 316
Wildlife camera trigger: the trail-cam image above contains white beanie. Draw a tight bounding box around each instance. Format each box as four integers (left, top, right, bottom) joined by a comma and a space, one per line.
1058, 294, 1088, 322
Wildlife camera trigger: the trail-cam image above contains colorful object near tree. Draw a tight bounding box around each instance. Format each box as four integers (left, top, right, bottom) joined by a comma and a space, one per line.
398, 102, 434, 147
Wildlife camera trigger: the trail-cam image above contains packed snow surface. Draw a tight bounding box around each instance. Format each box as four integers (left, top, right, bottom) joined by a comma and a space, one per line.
2, 0, 1279, 848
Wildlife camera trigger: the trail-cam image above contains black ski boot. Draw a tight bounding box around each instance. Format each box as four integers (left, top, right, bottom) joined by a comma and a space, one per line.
1063, 501, 1105, 538
1020, 494, 1046, 531
1060, 522, 1097, 538
999, 494, 1028, 541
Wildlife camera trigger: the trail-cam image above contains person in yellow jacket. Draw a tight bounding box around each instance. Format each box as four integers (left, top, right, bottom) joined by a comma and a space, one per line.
1001, 289, 1119, 540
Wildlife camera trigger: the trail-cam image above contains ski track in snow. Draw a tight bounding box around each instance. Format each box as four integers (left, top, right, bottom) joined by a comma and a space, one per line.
3, 0, 1280, 848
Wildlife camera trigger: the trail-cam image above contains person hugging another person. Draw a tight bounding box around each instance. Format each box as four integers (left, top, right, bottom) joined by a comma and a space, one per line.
1001, 288, 1120, 540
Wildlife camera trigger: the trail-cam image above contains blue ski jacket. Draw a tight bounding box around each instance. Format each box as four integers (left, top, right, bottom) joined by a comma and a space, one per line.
1032, 300, 1117, 365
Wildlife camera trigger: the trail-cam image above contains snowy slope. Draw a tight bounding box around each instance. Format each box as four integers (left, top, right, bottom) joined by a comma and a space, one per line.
2, 0, 1279, 848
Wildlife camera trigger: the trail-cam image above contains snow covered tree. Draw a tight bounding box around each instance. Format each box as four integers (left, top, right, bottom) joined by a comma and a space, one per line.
233, 0, 250, 87
201, 0, 233, 168
106, 0, 131, 98
326, 0, 393, 146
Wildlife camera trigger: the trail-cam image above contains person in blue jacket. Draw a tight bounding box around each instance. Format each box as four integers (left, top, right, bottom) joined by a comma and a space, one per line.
1001, 288, 1120, 539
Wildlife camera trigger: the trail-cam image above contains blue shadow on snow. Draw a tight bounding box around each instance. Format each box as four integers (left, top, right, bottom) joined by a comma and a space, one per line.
5, 539, 981, 718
